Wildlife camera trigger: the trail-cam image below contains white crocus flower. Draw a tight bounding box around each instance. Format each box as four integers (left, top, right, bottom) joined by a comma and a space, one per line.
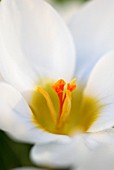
0, 0, 114, 168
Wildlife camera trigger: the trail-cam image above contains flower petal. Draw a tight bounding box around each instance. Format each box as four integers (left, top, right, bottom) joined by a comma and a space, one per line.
84, 52, 114, 132
0, 82, 70, 144
77, 144, 114, 170
69, 0, 114, 82
0, 0, 76, 92
30, 135, 92, 168
76, 129, 114, 169
31, 129, 114, 168
83, 129, 114, 149
0, 1, 37, 92
0, 73, 3, 81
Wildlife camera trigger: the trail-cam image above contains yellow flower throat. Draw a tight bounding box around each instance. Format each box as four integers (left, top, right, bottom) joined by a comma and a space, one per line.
30, 79, 101, 135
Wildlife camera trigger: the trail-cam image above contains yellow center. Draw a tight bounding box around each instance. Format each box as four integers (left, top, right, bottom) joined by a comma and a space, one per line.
30, 79, 101, 135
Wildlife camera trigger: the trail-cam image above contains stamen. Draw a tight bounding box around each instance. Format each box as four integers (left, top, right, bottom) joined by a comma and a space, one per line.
31, 79, 101, 135
58, 90, 71, 128
52, 79, 66, 101
52, 79, 66, 116
38, 86, 57, 124
67, 79, 76, 92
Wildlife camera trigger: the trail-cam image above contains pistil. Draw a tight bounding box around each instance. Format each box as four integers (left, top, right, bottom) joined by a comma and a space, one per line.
52, 79, 76, 127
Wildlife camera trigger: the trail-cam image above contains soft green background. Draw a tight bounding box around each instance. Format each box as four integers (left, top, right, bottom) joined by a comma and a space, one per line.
52, 0, 88, 4
0, 0, 88, 169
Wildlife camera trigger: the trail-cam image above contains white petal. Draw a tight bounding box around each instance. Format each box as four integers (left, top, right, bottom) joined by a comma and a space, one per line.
82, 129, 114, 150
84, 52, 114, 132
31, 130, 114, 168
31, 142, 72, 168
0, 2, 37, 92
0, 73, 3, 81
0, 0, 76, 92
30, 135, 94, 168
69, 0, 114, 82
0, 82, 70, 144
77, 145, 114, 170
73, 130, 114, 169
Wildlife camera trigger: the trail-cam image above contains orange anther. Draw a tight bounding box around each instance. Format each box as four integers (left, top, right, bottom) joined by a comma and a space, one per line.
52, 79, 77, 118
67, 83, 76, 92
67, 79, 76, 92
52, 79, 66, 94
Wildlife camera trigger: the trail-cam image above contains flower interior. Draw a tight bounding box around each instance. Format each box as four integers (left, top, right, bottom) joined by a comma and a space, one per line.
30, 79, 102, 135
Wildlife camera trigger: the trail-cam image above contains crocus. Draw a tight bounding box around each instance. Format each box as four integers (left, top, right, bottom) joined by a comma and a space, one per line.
0, 0, 114, 169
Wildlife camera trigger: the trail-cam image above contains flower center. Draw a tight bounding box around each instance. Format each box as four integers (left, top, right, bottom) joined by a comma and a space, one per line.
30, 79, 101, 135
